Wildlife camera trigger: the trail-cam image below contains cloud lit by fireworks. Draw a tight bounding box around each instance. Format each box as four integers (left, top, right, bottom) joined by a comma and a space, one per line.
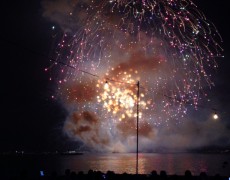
43, 0, 224, 152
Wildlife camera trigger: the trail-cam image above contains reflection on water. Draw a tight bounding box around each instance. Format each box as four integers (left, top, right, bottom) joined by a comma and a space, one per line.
60, 153, 137, 174
59, 153, 230, 176
1, 153, 230, 178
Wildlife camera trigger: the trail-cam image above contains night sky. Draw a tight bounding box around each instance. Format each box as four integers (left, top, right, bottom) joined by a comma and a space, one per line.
1, 0, 230, 152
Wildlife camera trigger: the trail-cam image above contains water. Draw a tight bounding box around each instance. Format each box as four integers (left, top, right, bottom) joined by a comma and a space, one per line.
1, 153, 230, 178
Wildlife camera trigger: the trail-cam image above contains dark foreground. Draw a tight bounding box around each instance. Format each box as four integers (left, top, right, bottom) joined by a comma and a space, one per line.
6, 169, 228, 180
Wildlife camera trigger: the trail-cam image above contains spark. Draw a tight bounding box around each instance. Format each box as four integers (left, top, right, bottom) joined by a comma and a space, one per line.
96, 72, 147, 121
44, 0, 223, 152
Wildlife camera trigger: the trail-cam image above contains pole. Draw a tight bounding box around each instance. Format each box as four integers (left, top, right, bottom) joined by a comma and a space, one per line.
136, 81, 140, 174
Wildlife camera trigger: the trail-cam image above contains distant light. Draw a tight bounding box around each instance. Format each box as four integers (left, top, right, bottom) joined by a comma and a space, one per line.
213, 113, 219, 120
52, 26, 55, 30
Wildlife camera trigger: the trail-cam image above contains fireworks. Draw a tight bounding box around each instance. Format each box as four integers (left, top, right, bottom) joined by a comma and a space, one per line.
43, 0, 223, 152
96, 71, 148, 121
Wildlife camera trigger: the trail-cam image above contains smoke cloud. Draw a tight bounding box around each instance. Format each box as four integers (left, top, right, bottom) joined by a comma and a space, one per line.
42, 0, 230, 152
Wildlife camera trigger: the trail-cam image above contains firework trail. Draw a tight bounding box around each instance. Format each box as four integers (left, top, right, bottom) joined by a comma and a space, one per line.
43, 0, 223, 152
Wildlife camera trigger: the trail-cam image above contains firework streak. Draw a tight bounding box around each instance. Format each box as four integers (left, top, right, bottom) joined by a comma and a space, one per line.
43, 0, 223, 152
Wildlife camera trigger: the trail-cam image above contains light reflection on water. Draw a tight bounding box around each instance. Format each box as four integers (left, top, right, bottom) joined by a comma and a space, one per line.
1, 153, 230, 178
59, 153, 230, 176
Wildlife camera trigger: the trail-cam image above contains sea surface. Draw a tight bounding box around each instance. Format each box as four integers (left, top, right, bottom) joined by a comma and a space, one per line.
1, 153, 230, 178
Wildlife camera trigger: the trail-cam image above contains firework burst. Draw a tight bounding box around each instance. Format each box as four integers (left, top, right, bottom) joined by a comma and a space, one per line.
43, 0, 223, 152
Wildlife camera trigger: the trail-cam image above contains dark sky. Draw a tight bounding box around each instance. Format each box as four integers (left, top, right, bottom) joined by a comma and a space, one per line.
1, 1, 230, 152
